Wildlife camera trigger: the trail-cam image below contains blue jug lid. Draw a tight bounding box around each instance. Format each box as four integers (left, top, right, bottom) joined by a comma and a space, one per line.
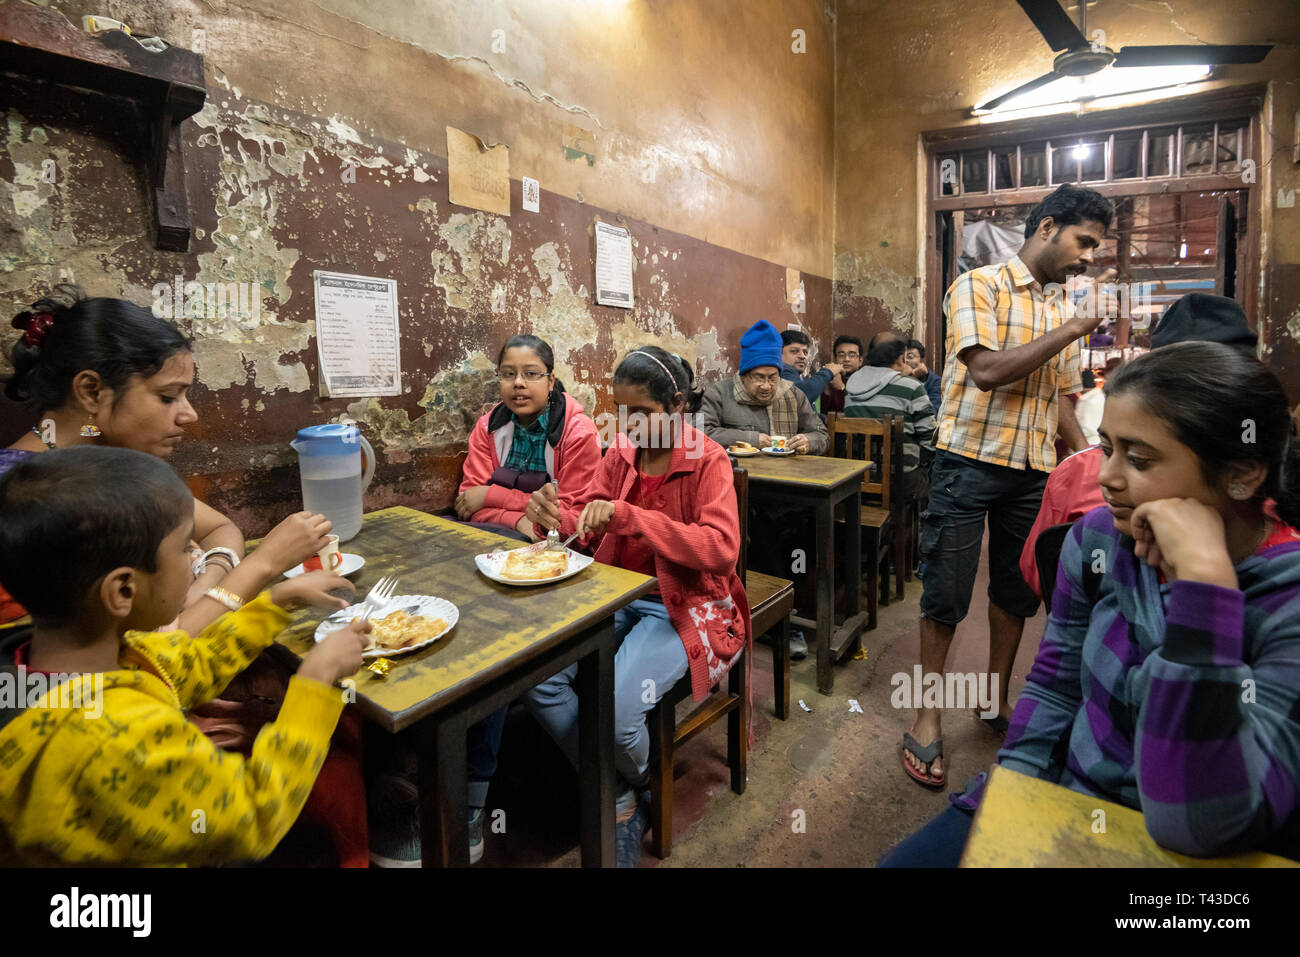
294, 423, 361, 455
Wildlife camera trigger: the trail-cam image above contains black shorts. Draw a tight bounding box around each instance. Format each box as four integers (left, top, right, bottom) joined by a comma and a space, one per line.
918, 450, 1048, 625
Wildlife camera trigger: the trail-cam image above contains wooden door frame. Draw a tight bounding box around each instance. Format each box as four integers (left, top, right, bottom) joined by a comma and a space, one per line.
920, 85, 1265, 375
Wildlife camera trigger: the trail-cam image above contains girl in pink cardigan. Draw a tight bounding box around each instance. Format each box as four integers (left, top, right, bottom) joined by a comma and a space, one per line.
454, 335, 601, 541
524, 345, 751, 867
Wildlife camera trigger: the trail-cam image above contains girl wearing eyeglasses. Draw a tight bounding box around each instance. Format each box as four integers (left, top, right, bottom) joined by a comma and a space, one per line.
454, 335, 601, 542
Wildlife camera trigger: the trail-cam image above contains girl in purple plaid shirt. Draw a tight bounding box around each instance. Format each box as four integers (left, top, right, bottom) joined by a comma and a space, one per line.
884, 341, 1300, 866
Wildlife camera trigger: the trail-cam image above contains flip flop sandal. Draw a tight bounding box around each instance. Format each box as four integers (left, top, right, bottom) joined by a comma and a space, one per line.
975, 711, 1009, 738
900, 732, 945, 790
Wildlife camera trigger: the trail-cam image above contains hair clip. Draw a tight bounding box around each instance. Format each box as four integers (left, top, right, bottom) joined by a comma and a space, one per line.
13, 311, 54, 348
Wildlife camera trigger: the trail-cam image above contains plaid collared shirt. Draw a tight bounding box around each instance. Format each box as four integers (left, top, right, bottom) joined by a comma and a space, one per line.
936, 255, 1082, 471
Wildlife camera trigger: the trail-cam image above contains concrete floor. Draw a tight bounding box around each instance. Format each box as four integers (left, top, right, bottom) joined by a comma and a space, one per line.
476, 535, 1047, 867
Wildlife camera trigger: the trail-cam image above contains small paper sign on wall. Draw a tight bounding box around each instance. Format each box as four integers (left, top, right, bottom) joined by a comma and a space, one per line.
522, 176, 540, 213
447, 126, 510, 216
594, 222, 634, 309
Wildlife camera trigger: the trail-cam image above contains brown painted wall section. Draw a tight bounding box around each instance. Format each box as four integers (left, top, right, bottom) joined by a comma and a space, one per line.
1, 2, 835, 533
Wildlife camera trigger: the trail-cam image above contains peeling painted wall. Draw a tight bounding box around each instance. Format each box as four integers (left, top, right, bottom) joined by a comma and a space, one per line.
1, 0, 835, 532
833, 0, 1300, 395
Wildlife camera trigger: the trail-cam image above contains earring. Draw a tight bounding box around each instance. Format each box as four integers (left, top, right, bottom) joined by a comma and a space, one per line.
80, 415, 102, 438
1229, 482, 1249, 500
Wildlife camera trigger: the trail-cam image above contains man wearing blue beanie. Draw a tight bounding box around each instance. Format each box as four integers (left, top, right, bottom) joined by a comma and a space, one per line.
739, 319, 784, 373
699, 320, 829, 659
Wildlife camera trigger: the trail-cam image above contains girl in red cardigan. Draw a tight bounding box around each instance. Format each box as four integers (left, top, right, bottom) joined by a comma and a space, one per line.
524, 346, 750, 867
454, 335, 601, 542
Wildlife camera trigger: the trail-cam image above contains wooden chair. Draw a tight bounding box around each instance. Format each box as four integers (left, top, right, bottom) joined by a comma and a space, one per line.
825, 413, 905, 628
1034, 522, 1074, 615
647, 465, 790, 859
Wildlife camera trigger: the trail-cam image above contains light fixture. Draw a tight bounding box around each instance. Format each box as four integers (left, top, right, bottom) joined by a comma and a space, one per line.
974, 64, 1212, 116
1179, 242, 1188, 258
1072, 143, 1090, 160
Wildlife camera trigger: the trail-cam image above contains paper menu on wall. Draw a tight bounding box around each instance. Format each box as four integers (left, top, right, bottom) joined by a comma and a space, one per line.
312, 271, 401, 398
594, 222, 634, 309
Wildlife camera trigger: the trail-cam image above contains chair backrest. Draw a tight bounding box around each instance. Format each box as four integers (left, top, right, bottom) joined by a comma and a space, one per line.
733, 463, 749, 579
826, 412, 902, 508
1034, 522, 1074, 613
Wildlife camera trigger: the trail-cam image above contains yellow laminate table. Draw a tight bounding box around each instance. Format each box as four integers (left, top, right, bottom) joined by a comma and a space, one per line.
962, 765, 1299, 867
735, 453, 869, 694
260, 506, 656, 868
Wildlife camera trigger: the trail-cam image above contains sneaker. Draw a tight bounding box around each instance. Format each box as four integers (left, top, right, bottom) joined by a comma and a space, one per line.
615, 799, 649, 868
789, 630, 808, 661
368, 772, 422, 868
468, 808, 485, 865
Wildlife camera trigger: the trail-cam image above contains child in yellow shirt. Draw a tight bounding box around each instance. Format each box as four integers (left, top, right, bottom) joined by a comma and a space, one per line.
0, 446, 371, 865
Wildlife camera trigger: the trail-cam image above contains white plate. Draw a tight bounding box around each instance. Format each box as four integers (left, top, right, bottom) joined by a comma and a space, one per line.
284, 553, 365, 578
314, 594, 457, 659
727, 447, 760, 457
760, 446, 798, 456
475, 547, 594, 587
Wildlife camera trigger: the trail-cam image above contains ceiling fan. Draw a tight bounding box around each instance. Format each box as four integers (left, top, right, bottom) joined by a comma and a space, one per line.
973, 0, 1272, 113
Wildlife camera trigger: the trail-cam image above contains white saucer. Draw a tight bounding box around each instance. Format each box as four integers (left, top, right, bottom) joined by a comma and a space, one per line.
760, 447, 798, 456
283, 553, 366, 578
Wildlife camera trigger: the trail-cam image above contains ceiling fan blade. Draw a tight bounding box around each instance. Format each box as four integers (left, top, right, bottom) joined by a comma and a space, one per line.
1114, 44, 1273, 68
975, 71, 1061, 112
1016, 0, 1087, 51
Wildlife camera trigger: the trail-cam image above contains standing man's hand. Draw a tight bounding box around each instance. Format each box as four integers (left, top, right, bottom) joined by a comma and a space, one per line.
1069, 312, 1107, 339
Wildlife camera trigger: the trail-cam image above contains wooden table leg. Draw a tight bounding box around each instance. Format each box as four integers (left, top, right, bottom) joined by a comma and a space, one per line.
576, 622, 616, 867
845, 489, 862, 622
414, 716, 469, 867
816, 496, 834, 695
774, 614, 790, 720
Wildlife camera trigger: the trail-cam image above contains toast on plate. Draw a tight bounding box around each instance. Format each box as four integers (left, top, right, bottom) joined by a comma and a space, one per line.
502, 548, 569, 581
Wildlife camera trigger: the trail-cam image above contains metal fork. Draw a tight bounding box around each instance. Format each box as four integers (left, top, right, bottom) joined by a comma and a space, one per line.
356, 574, 398, 622
544, 479, 561, 550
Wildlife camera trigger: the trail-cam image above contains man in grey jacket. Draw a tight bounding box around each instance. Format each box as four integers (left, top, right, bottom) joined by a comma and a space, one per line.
698, 321, 828, 455
696, 320, 828, 659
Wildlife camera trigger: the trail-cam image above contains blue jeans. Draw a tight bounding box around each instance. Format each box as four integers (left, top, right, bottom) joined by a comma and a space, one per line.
525, 596, 688, 814
467, 707, 507, 809
877, 805, 975, 867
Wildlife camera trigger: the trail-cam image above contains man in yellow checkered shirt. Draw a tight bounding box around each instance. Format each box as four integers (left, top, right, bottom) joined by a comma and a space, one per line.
902, 185, 1113, 790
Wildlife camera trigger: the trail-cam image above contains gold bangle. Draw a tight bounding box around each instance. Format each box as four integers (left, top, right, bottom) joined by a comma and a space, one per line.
206, 586, 245, 612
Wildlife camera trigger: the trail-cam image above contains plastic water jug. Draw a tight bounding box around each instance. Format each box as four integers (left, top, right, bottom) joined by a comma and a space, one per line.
290, 424, 375, 543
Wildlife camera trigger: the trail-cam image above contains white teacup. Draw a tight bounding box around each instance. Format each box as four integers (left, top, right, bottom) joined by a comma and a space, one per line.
303, 534, 342, 573
770, 435, 788, 450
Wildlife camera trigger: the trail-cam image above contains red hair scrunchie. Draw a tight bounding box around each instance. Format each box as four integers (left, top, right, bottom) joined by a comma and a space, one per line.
12, 311, 54, 348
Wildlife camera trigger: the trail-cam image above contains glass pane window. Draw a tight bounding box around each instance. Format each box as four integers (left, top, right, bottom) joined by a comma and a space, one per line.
1112, 131, 1142, 179
961, 150, 989, 193
1078, 142, 1105, 181
1020, 142, 1046, 187
1181, 123, 1215, 175
1050, 145, 1076, 184
1216, 127, 1242, 172
1147, 128, 1175, 178
994, 148, 1017, 189
938, 153, 959, 196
